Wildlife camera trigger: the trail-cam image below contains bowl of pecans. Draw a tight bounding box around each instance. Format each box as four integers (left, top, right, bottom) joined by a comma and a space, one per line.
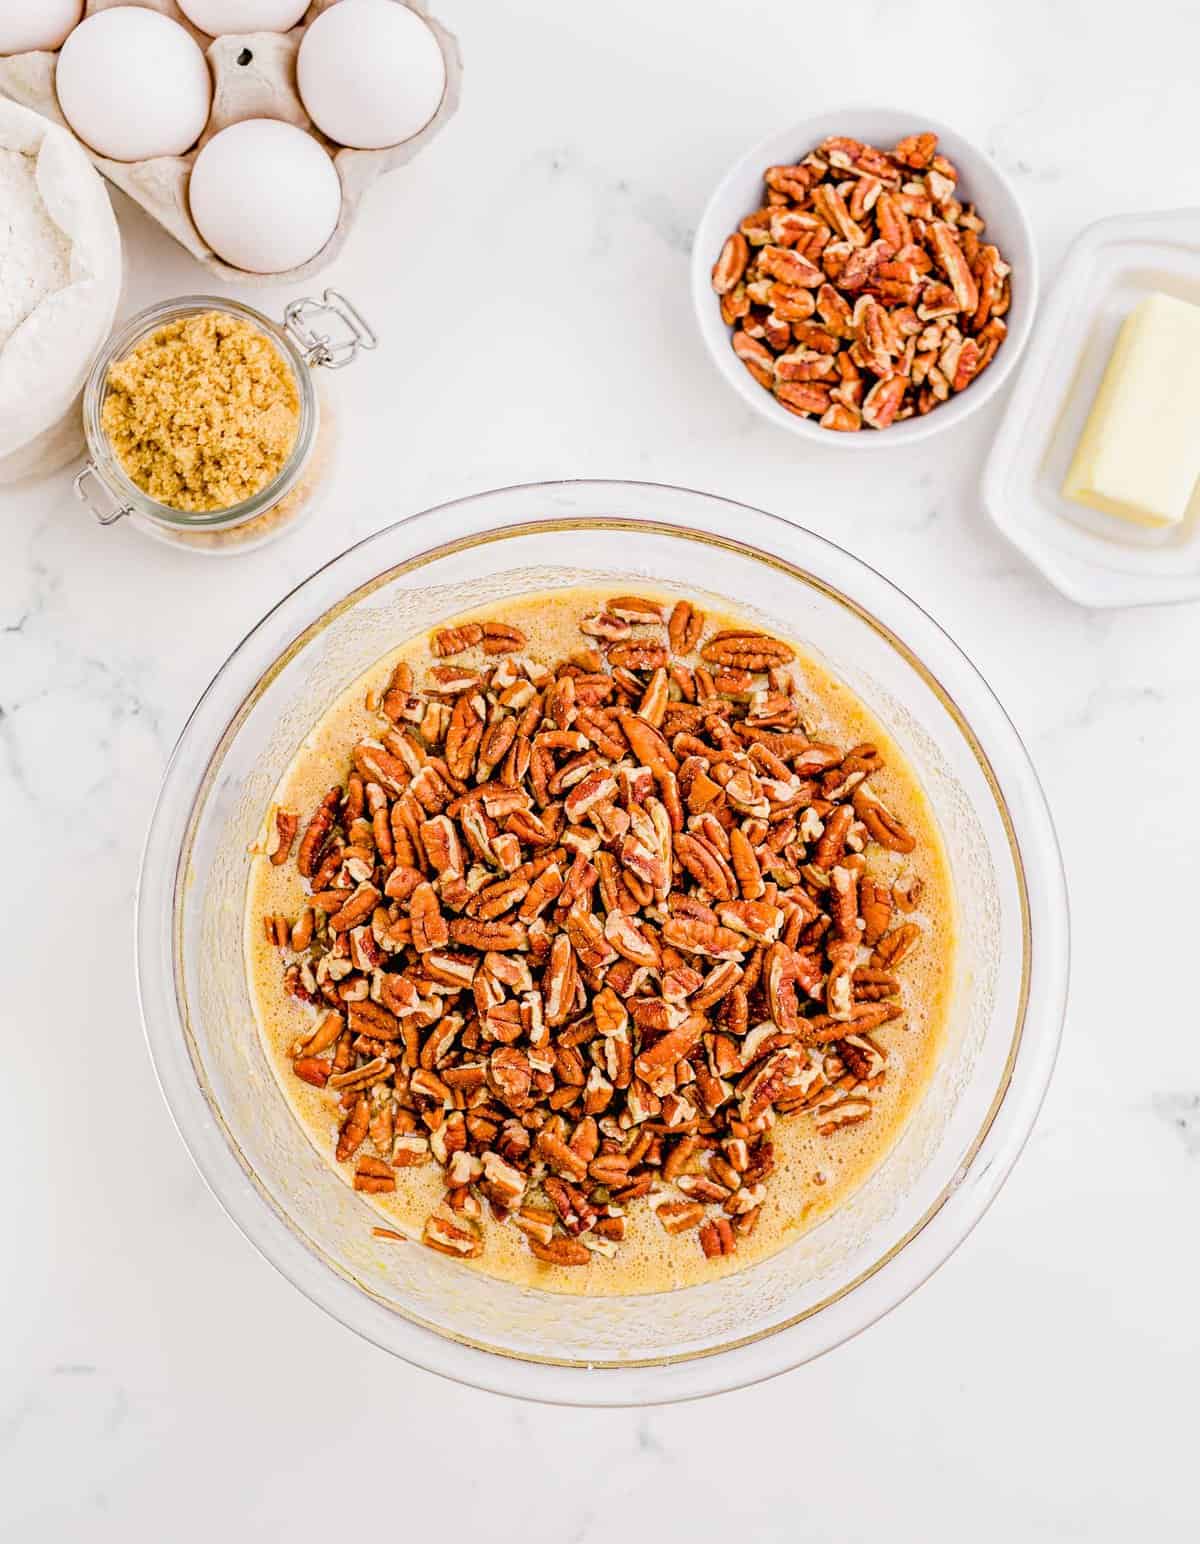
136, 481, 1067, 1402
692, 108, 1038, 442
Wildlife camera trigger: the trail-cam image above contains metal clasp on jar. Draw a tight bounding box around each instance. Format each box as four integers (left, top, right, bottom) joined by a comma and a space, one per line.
74, 461, 131, 526
284, 289, 378, 370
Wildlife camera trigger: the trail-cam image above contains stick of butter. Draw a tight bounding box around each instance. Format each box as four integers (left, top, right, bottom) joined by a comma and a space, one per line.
1063, 292, 1200, 528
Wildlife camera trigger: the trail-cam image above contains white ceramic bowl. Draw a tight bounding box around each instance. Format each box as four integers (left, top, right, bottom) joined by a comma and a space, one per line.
691, 107, 1039, 447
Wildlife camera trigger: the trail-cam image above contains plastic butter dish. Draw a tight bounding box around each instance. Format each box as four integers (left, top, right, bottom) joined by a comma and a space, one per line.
982, 209, 1200, 608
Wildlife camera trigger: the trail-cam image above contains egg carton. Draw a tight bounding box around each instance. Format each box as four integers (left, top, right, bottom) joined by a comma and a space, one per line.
0, 0, 461, 284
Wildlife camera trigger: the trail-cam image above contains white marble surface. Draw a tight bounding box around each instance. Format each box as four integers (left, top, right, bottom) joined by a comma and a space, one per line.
4, 0, 1200, 1536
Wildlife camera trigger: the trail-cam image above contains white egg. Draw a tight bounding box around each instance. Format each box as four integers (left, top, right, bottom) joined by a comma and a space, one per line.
189, 118, 341, 273
177, 0, 310, 36
0, 0, 83, 55
297, 0, 445, 150
56, 10, 211, 162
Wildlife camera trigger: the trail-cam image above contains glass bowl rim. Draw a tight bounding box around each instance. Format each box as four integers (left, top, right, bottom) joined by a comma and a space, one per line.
135, 478, 1070, 1404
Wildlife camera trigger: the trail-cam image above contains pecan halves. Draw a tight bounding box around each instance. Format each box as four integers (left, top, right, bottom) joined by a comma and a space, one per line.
335, 1095, 370, 1161
481, 622, 528, 656
269, 808, 298, 866
432, 623, 483, 657
701, 631, 795, 670
354, 1156, 396, 1193
871, 922, 922, 971
267, 592, 935, 1274
297, 786, 341, 877
712, 233, 750, 295
699, 1217, 736, 1259
410, 882, 449, 953
668, 600, 703, 655
423, 1211, 484, 1259
853, 786, 916, 852
859, 879, 893, 946
528, 1234, 591, 1267
714, 132, 1011, 430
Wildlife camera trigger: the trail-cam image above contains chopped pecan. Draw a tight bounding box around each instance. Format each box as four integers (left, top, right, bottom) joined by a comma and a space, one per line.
698, 1216, 736, 1259
668, 600, 703, 655
481, 622, 527, 655
423, 1211, 483, 1258
527, 1235, 591, 1267
870, 922, 922, 970
297, 786, 341, 877
656, 1199, 705, 1234
859, 879, 893, 946
487, 1045, 532, 1106
410, 882, 449, 953
481, 1149, 526, 1209
607, 595, 664, 623
335, 1094, 370, 1161
432, 623, 483, 657
328, 881, 381, 933
449, 918, 528, 952
712, 233, 750, 295
607, 640, 668, 672
733, 328, 776, 388
675, 831, 737, 899
348, 1000, 402, 1042
512, 1205, 556, 1246
701, 631, 794, 670
328, 1056, 392, 1093
354, 1155, 396, 1193
661, 917, 745, 959
292, 1056, 330, 1088
815, 1095, 873, 1134
269, 808, 298, 866
853, 786, 916, 852
536, 1129, 589, 1182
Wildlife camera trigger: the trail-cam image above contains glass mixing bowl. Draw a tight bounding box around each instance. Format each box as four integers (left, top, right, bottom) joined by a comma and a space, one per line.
136, 480, 1068, 1404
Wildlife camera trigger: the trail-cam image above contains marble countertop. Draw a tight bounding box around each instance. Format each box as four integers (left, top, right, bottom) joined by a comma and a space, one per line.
4, 0, 1199, 1536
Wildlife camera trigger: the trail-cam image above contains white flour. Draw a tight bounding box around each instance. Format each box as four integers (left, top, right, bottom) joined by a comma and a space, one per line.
0, 146, 72, 353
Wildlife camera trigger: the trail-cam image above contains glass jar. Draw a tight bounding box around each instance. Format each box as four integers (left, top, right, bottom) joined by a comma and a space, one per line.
76, 290, 376, 554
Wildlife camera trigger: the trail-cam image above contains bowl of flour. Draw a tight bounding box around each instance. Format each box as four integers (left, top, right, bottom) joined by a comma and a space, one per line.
0, 97, 121, 483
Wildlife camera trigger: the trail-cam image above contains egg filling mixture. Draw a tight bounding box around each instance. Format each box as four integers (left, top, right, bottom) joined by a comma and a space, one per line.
246, 588, 955, 1295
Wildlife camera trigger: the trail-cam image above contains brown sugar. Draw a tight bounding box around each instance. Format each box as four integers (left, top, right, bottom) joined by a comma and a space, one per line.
101, 310, 301, 513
